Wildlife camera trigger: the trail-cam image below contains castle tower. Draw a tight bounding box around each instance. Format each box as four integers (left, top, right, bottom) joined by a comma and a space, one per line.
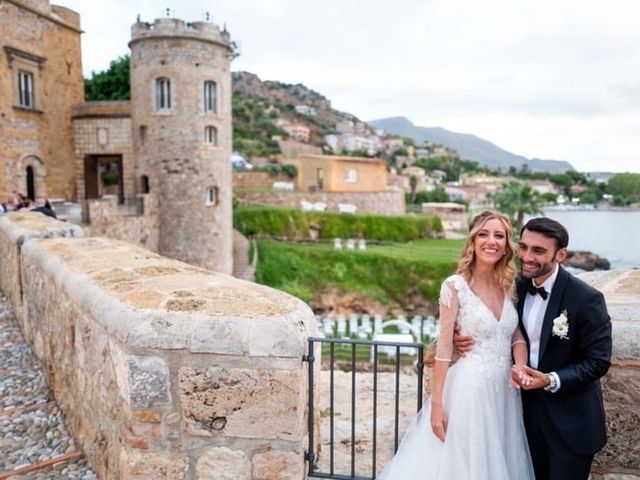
129, 16, 233, 274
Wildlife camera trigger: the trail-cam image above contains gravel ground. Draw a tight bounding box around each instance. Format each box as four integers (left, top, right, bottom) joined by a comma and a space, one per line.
0, 293, 97, 479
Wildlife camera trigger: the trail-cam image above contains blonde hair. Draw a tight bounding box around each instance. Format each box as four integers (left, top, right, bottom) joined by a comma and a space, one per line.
456, 210, 517, 299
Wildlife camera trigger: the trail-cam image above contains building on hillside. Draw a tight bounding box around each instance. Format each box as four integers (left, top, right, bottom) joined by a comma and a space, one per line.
459, 173, 509, 186
401, 166, 426, 177
275, 119, 310, 143
325, 133, 384, 156
444, 185, 468, 202
421, 202, 468, 231
526, 179, 557, 195
294, 104, 316, 116
296, 154, 388, 192
0, 0, 84, 201
276, 139, 322, 163
2, 1, 234, 274
384, 137, 404, 154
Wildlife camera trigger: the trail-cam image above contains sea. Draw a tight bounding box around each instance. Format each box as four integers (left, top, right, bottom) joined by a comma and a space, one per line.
534, 209, 640, 270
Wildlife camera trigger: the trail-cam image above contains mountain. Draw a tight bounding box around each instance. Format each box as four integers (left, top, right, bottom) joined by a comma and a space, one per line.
369, 117, 574, 173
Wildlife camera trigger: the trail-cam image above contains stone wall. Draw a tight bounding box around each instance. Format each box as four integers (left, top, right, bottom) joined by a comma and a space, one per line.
0, 211, 84, 325
71, 101, 134, 202
235, 189, 406, 216
84, 194, 160, 253
580, 270, 640, 478
0, 212, 318, 479
232, 171, 294, 189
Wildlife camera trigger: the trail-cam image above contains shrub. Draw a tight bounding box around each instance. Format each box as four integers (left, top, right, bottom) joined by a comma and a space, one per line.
233, 206, 442, 241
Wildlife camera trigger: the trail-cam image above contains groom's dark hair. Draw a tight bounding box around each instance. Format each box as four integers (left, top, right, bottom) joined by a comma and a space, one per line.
520, 217, 569, 250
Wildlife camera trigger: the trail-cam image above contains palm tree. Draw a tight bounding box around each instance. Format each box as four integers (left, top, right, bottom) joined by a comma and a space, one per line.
492, 180, 543, 233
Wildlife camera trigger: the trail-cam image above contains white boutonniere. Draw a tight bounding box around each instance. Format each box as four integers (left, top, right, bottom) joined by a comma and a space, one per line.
552, 309, 569, 339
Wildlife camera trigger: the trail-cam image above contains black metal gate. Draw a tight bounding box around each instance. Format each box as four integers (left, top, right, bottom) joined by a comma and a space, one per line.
304, 337, 425, 479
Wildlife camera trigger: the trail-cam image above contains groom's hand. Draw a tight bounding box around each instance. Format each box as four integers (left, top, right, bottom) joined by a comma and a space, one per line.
452, 324, 474, 356
510, 365, 533, 388
519, 366, 551, 390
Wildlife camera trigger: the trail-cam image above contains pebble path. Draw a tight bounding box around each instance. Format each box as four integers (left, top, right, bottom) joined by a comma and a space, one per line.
0, 294, 98, 479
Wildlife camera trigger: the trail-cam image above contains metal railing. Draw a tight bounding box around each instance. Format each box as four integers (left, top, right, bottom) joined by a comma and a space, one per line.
305, 337, 425, 480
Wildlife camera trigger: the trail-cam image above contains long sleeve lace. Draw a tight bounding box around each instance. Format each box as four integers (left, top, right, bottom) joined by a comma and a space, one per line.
435, 280, 459, 362
511, 325, 528, 366
511, 326, 526, 347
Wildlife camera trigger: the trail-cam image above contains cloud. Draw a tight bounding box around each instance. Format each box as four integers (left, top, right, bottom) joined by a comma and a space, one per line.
54, 0, 640, 172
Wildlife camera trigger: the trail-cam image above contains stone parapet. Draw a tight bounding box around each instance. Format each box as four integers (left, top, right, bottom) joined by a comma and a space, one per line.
232, 171, 294, 189
580, 270, 640, 477
71, 101, 132, 118
84, 194, 160, 253
0, 214, 317, 479
0, 212, 84, 323
130, 18, 232, 49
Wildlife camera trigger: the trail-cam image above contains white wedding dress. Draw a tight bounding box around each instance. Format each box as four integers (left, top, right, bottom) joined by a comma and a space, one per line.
379, 275, 534, 479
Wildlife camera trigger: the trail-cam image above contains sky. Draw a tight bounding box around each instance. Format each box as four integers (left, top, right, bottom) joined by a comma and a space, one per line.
53, 0, 640, 173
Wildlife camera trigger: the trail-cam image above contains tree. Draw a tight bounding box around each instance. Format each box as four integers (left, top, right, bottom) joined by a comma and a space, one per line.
492, 181, 543, 233
409, 175, 418, 203
410, 187, 451, 205
84, 55, 131, 101
606, 173, 640, 204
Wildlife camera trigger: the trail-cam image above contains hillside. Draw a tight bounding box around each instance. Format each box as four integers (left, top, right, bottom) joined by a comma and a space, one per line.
368, 116, 574, 173
232, 71, 356, 156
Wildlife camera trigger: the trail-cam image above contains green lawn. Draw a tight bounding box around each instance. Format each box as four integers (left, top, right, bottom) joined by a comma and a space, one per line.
261, 238, 464, 262
367, 238, 464, 263
255, 238, 463, 309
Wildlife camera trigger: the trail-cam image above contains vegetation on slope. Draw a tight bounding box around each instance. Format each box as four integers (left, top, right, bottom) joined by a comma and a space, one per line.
234, 205, 442, 242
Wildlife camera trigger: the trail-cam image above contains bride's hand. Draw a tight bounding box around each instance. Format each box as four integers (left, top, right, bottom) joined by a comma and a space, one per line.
511, 365, 533, 388
430, 401, 448, 443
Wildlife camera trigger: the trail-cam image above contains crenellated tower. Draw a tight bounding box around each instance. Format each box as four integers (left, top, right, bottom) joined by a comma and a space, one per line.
129, 15, 233, 274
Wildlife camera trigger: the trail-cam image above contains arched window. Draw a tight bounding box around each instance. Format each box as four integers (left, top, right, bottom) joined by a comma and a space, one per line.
26, 166, 35, 200
203, 80, 217, 113
204, 126, 217, 145
141, 175, 150, 194
155, 77, 171, 111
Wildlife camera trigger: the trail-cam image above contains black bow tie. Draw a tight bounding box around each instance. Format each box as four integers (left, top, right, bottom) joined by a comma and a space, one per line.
527, 282, 548, 300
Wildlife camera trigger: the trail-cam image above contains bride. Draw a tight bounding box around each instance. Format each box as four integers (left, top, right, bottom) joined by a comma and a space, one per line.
380, 211, 535, 479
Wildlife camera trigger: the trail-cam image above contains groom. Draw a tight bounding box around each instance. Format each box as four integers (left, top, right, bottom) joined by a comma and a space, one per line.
456, 217, 612, 480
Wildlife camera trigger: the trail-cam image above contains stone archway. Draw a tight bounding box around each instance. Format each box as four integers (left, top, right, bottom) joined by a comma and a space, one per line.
9, 155, 47, 199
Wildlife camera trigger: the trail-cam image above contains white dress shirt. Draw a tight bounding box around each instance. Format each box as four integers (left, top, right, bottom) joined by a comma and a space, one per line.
522, 263, 561, 391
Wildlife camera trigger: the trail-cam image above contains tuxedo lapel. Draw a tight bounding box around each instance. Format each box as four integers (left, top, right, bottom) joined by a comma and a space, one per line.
516, 276, 530, 345
538, 266, 570, 362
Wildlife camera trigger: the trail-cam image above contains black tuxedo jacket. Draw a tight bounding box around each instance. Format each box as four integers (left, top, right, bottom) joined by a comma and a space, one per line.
517, 266, 612, 456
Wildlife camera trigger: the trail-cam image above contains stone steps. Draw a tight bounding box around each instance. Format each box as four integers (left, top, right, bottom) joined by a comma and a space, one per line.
232, 229, 256, 282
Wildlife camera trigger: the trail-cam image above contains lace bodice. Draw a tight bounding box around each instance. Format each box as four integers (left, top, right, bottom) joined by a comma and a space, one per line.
436, 274, 521, 373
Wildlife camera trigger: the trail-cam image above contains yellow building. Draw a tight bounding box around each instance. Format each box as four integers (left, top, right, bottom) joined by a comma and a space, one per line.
296, 154, 388, 192
0, 0, 84, 201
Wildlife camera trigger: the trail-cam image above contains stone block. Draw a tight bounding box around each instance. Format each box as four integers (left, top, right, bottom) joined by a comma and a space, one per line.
120, 450, 188, 479
252, 450, 303, 480
179, 367, 304, 440
196, 447, 251, 480
128, 356, 172, 409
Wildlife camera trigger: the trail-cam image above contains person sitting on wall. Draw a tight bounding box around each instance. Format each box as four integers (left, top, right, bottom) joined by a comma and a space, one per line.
31, 197, 57, 219
15, 193, 32, 210
0, 197, 17, 216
